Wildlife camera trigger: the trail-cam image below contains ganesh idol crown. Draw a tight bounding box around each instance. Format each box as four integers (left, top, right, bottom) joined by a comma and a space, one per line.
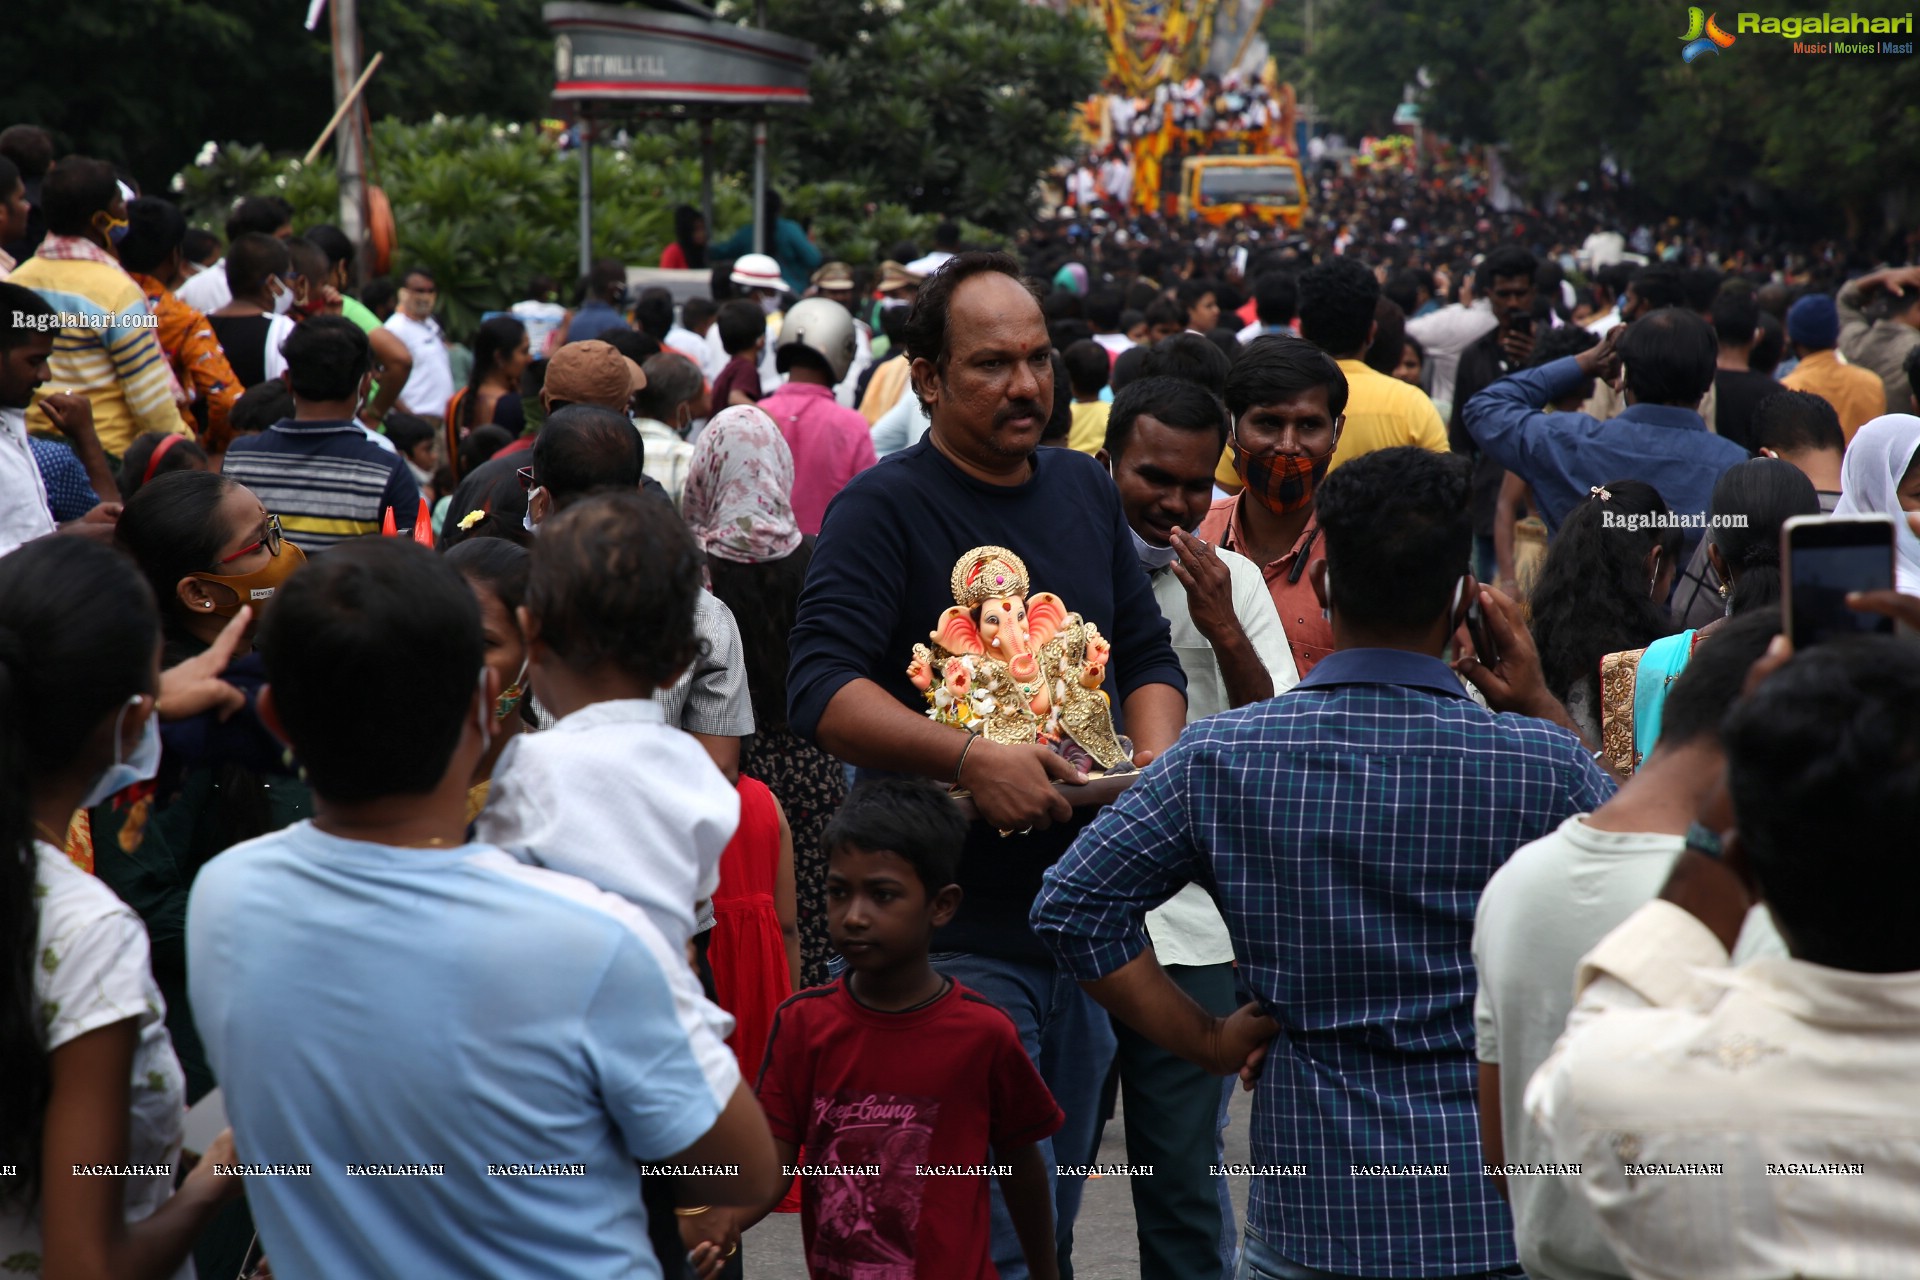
907, 545, 1135, 775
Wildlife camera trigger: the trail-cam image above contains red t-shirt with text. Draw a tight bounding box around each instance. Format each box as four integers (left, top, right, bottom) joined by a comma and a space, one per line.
755, 976, 1064, 1279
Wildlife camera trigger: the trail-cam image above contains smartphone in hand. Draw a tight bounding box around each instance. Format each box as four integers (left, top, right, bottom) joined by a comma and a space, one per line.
1781, 514, 1896, 649
1466, 597, 1501, 669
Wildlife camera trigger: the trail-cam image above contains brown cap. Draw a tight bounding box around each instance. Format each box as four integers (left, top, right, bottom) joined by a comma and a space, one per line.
877, 260, 923, 294
811, 260, 856, 291
543, 340, 646, 410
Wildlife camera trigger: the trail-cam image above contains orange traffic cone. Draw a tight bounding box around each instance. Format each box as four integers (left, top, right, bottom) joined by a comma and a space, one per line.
381, 506, 397, 537
412, 499, 434, 547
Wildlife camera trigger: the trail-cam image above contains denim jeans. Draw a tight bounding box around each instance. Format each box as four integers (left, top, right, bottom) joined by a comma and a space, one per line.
930, 951, 1119, 1280
1109, 961, 1239, 1280
1237, 1226, 1527, 1280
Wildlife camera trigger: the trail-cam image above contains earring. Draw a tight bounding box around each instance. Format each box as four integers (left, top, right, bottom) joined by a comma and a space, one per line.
1715, 580, 1729, 599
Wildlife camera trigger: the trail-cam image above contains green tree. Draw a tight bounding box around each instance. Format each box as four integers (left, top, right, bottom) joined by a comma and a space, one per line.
0, 0, 552, 193
1304, 0, 1920, 235
730, 0, 1103, 229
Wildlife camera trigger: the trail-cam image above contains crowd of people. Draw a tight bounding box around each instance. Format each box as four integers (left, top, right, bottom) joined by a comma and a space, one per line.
5, 111, 1920, 1280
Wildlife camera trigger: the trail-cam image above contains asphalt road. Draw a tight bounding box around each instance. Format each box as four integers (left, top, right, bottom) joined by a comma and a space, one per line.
743, 1082, 1257, 1279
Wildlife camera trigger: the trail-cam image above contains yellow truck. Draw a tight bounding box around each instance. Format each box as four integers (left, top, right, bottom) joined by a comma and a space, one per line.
1177, 153, 1309, 228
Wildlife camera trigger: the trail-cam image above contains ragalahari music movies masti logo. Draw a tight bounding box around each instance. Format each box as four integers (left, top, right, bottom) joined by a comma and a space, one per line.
1680, 7, 1737, 61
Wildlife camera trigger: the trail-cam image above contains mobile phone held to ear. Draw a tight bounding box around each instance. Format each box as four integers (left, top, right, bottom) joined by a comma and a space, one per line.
1781, 514, 1897, 649
1467, 596, 1501, 669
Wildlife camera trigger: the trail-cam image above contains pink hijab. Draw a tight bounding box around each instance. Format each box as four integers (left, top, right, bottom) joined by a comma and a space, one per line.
683, 406, 805, 565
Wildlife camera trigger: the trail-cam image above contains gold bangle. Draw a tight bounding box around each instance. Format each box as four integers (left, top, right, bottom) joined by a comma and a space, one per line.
673, 1204, 711, 1217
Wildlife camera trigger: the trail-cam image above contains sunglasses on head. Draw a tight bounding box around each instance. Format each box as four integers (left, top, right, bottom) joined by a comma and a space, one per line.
517, 466, 537, 492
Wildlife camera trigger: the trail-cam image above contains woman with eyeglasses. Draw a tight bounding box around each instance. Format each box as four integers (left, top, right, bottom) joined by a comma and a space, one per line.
102, 470, 313, 1279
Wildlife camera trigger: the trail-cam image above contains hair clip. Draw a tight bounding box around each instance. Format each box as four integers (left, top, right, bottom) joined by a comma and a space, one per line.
1589, 485, 1612, 502
457, 509, 488, 531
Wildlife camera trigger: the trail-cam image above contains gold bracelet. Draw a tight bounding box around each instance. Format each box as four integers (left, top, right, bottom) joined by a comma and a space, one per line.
673, 1204, 711, 1217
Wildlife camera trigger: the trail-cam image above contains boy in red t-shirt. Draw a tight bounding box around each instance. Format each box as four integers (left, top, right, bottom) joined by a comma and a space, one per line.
727, 779, 1064, 1279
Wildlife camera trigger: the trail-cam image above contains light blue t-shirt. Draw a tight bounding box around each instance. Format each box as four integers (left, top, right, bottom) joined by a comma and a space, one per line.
187, 821, 740, 1279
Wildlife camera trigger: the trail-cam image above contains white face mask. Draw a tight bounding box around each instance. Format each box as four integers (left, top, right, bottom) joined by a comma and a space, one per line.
1127, 521, 1178, 572
1108, 457, 1182, 572
757, 292, 780, 316
81, 695, 162, 809
269, 277, 295, 317
522, 486, 544, 535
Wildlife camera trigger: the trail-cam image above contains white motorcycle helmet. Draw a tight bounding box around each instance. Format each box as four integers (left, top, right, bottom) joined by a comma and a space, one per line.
775, 297, 858, 383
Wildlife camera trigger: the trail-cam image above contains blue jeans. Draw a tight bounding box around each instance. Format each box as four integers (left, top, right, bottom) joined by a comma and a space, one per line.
931, 951, 1119, 1280
1237, 1227, 1527, 1280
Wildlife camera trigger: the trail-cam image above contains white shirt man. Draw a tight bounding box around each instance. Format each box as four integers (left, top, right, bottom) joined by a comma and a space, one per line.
1526, 637, 1920, 1280
0, 405, 54, 557
1476, 818, 1781, 1280
1526, 900, 1918, 1280
1406, 296, 1499, 419
175, 259, 231, 314
384, 310, 454, 418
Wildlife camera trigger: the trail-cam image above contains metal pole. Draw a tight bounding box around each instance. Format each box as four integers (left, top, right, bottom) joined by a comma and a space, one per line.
578, 110, 594, 280
330, 0, 369, 285
752, 117, 768, 255
700, 121, 715, 241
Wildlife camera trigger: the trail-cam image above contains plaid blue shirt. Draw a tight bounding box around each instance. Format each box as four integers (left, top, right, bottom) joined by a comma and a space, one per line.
1033, 648, 1614, 1277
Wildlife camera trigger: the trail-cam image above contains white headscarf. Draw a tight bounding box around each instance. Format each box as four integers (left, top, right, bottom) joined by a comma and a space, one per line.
1834, 413, 1920, 593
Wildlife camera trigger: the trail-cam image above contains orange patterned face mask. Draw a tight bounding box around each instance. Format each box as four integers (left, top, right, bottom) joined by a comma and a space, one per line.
1232, 432, 1334, 516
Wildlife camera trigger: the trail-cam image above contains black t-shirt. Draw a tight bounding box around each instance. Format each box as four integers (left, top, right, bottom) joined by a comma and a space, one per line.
207, 314, 274, 389
1713, 369, 1780, 453
788, 439, 1187, 962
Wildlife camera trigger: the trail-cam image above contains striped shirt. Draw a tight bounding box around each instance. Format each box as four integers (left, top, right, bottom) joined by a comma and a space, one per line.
222, 418, 421, 551
1033, 647, 1614, 1277
10, 242, 188, 455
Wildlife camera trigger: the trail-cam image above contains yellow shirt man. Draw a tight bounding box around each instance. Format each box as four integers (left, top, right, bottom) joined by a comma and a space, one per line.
1329, 358, 1450, 469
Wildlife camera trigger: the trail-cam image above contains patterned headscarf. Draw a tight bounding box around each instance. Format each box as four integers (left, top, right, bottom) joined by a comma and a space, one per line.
683, 406, 805, 565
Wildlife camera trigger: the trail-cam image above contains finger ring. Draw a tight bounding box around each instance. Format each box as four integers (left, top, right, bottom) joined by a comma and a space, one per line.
1020, 825, 1035, 834
727, 1245, 738, 1258
998, 828, 1014, 838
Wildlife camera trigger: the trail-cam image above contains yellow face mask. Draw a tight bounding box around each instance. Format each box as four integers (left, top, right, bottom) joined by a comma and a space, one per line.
188, 541, 308, 618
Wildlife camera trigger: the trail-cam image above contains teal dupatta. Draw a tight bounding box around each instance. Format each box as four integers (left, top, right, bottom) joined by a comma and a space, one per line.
1630, 629, 1698, 769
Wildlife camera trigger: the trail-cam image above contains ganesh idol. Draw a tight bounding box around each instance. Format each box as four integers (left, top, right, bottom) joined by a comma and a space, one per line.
906, 545, 1134, 775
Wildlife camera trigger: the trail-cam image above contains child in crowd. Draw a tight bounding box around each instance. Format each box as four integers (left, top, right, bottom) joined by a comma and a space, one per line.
225, 379, 293, 439
381, 410, 439, 501
1062, 338, 1112, 453
732, 779, 1065, 1280
475, 490, 740, 958
116, 430, 210, 502
712, 299, 768, 408
708, 774, 804, 1214
709, 775, 801, 1061
444, 537, 531, 824
188, 538, 773, 1274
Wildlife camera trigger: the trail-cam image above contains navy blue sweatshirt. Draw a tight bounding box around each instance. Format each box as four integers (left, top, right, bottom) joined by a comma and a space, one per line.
788, 438, 1186, 962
